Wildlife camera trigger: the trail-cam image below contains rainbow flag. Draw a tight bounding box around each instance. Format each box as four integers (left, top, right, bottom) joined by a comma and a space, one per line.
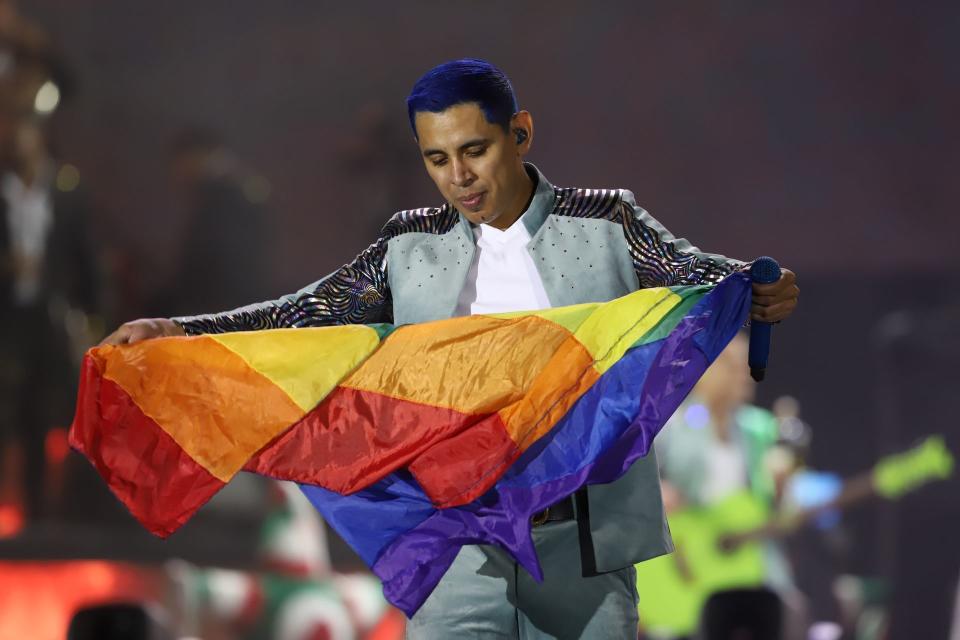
70, 273, 751, 616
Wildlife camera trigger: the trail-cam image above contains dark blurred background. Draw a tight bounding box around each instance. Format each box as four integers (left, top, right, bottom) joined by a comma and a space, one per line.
0, 1, 957, 639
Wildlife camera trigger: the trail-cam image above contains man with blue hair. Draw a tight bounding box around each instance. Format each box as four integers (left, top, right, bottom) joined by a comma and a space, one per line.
104, 58, 799, 638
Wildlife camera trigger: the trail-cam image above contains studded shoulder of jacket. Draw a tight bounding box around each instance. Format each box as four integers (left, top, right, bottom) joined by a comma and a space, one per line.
550, 186, 744, 287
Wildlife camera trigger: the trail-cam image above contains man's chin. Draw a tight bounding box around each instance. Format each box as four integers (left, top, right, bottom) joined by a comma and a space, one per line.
459, 207, 499, 226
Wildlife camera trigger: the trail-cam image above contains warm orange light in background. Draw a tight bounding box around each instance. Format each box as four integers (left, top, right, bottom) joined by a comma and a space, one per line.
0, 503, 24, 538
0, 561, 161, 640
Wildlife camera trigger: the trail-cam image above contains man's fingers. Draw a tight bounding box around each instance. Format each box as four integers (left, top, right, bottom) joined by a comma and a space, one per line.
124, 321, 162, 345
752, 266, 799, 308
128, 325, 150, 343
749, 268, 799, 323
98, 318, 184, 347
751, 299, 797, 323
751, 285, 800, 307
99, 325, 130, 346
751, 294, 779, 306
752, 268, 796, 294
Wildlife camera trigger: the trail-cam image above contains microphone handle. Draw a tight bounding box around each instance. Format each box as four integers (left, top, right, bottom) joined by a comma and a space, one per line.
748, 256, 781, 382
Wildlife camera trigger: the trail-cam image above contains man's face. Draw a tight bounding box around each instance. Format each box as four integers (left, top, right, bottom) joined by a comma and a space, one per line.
414, 103, 528, 226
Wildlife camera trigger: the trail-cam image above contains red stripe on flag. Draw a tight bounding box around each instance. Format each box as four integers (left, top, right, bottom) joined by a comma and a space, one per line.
69, 356, 224, 537
245, 386, 517, 504
408, 415, 520, 508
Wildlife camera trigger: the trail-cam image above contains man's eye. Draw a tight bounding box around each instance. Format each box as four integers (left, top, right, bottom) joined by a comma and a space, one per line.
466, 147, 486, 157
431, 158, 447, 167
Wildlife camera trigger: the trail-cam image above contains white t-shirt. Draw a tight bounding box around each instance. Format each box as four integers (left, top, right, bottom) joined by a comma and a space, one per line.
2, 171, 53, 305
453, 218, 552, 316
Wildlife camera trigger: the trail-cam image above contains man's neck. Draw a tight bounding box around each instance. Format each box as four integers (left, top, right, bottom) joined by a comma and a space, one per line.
487, 167, 535, 231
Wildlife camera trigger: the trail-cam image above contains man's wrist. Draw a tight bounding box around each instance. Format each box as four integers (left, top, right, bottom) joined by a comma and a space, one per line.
167, 318, 189, 336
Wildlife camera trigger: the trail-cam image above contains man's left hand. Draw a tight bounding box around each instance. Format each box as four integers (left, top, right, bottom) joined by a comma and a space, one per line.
751, 268, 798, 323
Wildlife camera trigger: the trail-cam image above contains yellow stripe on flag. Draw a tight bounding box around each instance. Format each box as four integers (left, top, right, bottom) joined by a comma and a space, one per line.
574, 288, 681, 373
491, 302, 599, 335
212, 325, 381, 412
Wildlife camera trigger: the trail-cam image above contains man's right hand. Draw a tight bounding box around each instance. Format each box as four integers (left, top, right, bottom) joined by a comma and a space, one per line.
100, 318, 186, 346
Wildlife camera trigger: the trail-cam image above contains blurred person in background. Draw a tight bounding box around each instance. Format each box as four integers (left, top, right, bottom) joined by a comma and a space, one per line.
0, 0, 95, 531
653, 334, 809, 640
157, 127, 270, 318
101, 58, 799, 639
0, 109, 100, 526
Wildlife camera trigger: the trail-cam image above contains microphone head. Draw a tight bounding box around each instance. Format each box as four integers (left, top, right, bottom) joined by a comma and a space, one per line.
750, 256, 781, 285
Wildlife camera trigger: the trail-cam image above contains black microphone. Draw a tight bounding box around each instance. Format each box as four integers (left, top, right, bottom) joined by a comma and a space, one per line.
748, 256, 781, 382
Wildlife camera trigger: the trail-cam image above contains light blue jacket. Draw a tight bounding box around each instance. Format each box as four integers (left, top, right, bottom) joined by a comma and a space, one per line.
177, 164, 744, 575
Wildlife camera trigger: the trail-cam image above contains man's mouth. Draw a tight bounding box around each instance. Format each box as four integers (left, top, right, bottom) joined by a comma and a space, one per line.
458, 192, 485, 212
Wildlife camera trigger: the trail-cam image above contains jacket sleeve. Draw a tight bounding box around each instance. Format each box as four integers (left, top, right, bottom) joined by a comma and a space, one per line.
173, 232, 392, 335
618, 190, 747, 288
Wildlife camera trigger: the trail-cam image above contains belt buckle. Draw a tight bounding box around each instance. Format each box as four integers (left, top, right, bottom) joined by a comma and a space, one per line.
531, 507, 550, 527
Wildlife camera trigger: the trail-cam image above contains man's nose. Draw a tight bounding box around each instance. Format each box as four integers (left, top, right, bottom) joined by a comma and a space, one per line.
450, 159, 475, 188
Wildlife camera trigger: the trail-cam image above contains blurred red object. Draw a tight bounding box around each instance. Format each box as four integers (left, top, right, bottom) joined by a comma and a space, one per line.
45, 427, 70, 466
0, 561, 160, 640
0, 503, 24, 538
365, 608, 406, 640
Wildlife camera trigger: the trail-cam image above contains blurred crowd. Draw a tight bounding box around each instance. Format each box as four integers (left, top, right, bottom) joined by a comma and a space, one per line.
0, 0, 275, 534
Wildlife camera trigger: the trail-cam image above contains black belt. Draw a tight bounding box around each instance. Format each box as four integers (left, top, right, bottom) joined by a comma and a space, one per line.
531, 495, 576, 527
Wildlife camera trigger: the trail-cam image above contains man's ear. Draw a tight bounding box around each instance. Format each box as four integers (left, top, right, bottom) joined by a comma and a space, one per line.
510, 111, 534, 154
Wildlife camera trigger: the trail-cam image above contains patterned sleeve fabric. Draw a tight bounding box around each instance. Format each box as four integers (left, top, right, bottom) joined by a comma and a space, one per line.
616, 190, 746, 287
174, 224, 394, 336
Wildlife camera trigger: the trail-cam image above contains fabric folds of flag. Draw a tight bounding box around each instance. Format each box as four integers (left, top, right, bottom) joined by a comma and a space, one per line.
69, 272, 752, 616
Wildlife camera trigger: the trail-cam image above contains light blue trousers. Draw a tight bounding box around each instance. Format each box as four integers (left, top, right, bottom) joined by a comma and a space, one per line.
405, 520, 639, 639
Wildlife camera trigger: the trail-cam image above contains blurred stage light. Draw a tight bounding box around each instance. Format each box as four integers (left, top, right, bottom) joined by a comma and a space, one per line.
45, 427, 70, 466
56, 164, 81, 192
0, 503, 24, 538
34, 80, 61, 115
243, 174, 272, 204
808, 621, 843, 640
0, 561, 159, 640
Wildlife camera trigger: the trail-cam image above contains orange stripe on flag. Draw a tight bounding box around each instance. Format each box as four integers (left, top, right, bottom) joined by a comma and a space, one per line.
341, 315, 570, 414
498, 337, 601, 452
95, 337, 304, 482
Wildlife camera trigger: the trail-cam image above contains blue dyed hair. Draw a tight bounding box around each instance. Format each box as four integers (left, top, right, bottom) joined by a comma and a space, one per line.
406, 58, 518, 138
